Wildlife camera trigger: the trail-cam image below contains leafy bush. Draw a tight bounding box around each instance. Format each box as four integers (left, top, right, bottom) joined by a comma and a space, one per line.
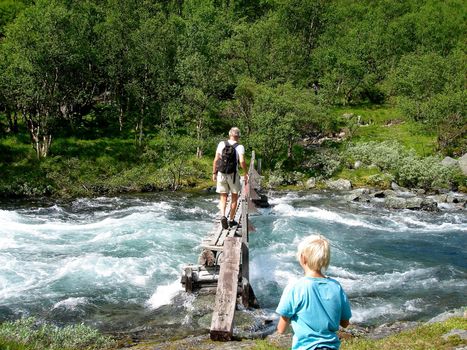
366, 173, 395, 188
302, 149, 343, 179
344, 141, 408, 171
345, 141, 464, 190
0, 317, 116, 350
396, 155, 461, 190
266, 164, 306, 188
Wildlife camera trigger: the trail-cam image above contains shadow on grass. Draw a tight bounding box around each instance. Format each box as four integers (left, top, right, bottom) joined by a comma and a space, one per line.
51, 137, 140, 162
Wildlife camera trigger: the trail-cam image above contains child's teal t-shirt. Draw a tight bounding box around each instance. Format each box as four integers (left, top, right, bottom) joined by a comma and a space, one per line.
276, 277, 352, 350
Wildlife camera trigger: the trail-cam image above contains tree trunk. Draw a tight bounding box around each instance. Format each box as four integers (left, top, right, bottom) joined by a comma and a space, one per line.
196, 119, 203, 158
119, 105, 124, 132
26, 112, 52, 159
5, 108, 18, 133
287, 139, 293, 159
12, 110, 18, 133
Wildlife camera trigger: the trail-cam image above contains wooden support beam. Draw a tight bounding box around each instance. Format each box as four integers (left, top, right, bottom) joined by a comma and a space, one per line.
210, 237, 242, 341
183, 266, 193, 293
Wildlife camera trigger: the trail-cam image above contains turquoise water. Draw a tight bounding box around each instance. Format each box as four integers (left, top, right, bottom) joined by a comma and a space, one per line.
0, 191, 465, 334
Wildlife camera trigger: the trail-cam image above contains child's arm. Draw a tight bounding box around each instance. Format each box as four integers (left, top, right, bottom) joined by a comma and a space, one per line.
277, 316, 290, 333
340, 319, 350, 328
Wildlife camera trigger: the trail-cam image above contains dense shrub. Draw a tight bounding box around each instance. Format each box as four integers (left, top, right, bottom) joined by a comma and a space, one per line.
396, 155, 462, 189
345, 141, 463, 190
267, 162, 306, 187
344, 141, 408, 171
302, 149, 343, 179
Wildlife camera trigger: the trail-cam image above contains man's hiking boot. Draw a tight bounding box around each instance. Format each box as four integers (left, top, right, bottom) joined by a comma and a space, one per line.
229, 219, 239, 228
220, 216, 228, 230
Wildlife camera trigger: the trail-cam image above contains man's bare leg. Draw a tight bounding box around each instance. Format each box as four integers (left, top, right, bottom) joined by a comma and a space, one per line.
219, 193, 229, 229
229, 192, 239, 221
220, 193, 228, 217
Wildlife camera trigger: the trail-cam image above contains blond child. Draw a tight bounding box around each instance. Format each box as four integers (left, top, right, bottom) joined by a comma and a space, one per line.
276, 235, 351, 350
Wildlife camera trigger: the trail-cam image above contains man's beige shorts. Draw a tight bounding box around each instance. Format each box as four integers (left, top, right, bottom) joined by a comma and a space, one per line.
216, 172, 241, 194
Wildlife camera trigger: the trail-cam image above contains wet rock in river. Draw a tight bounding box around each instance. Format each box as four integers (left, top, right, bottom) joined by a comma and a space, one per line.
326, 179, 352, 191
384, 196, 407, 209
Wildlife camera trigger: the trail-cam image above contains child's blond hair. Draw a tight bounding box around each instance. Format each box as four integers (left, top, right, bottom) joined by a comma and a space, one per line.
296, 235, 330, 272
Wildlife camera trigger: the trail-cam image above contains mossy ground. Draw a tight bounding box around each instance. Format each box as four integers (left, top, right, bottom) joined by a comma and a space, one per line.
252, 317, 467, 350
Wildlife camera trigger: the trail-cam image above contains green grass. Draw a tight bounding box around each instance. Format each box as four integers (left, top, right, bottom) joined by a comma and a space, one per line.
0, 133, 213, 198
332, 104, 437, 156
0, 317, 117, 350
251, 317, 467, 350
336, 167, 393, 188
341, 317, 467, 350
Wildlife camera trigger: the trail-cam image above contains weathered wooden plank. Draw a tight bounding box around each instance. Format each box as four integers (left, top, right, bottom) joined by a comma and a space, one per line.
209, 226, 224, 246
216, 228, 230, 246
210, 237, 242, 341
184, 266, 193, 293
199, 244, 224, 252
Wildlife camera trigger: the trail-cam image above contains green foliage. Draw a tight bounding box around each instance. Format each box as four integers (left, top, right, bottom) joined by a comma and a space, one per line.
345, 141, 407, 171
226, 80, 334, 167
385, 49, 465, 154
0, 0, 26, 35
396, 155, 462, 190
0, 0, 465, 195
0, 317, 116, 350
305, 148, 343, 179
344, 141, 463, 190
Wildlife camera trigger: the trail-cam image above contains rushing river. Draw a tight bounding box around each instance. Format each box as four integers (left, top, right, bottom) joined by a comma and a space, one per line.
0, 191, 466, 335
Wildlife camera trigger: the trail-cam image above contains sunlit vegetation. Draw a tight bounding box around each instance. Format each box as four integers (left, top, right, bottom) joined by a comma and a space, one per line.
0, 0, 465, 197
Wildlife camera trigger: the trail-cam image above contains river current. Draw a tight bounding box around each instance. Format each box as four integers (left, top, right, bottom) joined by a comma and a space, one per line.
0, 191, 465, 335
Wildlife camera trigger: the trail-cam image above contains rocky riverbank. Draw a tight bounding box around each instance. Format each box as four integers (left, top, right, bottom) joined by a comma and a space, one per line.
322, 180, 467, 212
117, 305, 467, 350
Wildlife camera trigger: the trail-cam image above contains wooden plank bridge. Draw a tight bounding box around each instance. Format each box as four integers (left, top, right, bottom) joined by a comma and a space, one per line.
180, 152, 268, 341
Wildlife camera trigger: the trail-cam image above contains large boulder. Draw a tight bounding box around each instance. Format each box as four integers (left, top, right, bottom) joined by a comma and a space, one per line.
385, 196, 407, 209
441, 156, 458, 167
391, 182, 410, 194
383, 189, 397, 197
346, 188, 370, 202
406, 197, 423, 210
459, 153, 467, 176
420, 198, 439, 211
326, 179, 352, 191
446, 193, 466, 204
305, 177, 316, 189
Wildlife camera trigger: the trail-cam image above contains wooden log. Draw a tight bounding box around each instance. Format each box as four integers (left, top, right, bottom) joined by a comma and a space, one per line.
210, 237, 242, 341
184, 266, 193, 293
241, 200, 248, 238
